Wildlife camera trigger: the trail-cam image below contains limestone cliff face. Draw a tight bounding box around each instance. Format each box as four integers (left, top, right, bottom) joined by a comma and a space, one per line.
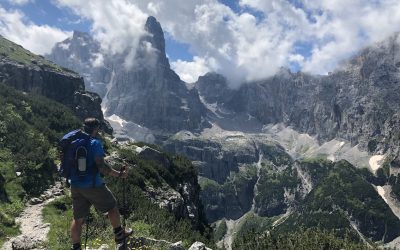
47, 31, 112, 98
196, 34, 400, 159
48, 17, 208, 133
104, 16, 208, 133
0, 36, 111, 132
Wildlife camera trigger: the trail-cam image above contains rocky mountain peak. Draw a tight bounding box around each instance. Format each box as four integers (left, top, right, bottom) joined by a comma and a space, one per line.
144, 16, 166, 56
195, 72, 233, 104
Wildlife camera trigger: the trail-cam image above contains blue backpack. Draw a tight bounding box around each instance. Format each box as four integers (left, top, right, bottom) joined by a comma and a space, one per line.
58, 129, 91, 179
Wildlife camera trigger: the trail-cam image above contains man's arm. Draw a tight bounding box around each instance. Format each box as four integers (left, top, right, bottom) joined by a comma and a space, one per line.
95, 156, 127, 178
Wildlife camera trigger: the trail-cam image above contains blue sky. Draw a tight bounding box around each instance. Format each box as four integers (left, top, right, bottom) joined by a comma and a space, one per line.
1, 0, 400, 84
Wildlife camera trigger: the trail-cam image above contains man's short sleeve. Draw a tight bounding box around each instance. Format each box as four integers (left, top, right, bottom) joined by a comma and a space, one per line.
92, 139, 105, 158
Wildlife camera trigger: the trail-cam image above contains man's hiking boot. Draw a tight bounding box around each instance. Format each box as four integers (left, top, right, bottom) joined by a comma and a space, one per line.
114, 227, 133, 243
71, 243, 81, 250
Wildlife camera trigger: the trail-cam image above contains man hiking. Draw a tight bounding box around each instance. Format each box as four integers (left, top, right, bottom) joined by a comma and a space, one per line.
62, 118, 132, 250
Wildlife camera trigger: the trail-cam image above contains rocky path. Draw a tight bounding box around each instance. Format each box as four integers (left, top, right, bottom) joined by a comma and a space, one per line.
1, 183, 64, 250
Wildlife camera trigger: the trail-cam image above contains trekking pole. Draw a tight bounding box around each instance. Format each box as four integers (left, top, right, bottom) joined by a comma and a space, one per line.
84, 213, 90, 250
122, 164, 127, 250
120, 165, 126, 227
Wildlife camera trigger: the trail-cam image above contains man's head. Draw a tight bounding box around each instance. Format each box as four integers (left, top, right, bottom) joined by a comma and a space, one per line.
83, 117, 100, 136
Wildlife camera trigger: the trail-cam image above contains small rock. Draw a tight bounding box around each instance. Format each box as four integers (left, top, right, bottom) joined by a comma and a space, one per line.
170, 241, 184, 250
53, 191, 63, 196
96, 244, 109, 250
11, 235, 37, 250
39, 223, 50, 229
29, 198, 43, 205
188, 241, 212, 250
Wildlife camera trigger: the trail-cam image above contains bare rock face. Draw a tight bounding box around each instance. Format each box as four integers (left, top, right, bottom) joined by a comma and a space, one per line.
195, 34, 400, 159
47, 31, 111, 98
48, 17, 209, 133
195, 73, 234, 105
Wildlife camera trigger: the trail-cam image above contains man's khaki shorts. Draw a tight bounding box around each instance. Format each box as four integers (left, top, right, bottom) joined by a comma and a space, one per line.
71, 185, 117, 220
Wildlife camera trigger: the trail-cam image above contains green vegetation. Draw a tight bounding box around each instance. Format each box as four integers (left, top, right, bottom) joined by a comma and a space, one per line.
278, 160, 400, 243
42, 139, 214, 249
0, 36, 74, 74
254, 164, 300, 217
116, 146, 198, 190
233, 227, 382, 250
260, 144, 293, 166
0, 83, 80, 244
0, 82, 213, 248
44, 186, 214, 249
235, 213, 275, 239
214, 219, 227, 241
200, 165, 257, 222
299, 157, 333, 182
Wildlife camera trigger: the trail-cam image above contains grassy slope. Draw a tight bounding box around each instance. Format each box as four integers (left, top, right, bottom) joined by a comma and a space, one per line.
0, 36, 76, 75
0, 82, 81, 245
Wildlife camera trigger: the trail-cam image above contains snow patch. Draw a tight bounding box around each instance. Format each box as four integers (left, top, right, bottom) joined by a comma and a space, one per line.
376, 186, 388, 204
135, 146, 144, 154
198, 95, 223, 118
107, 114, 126, 128
369, 155, 385, 172
105, 113, 155, 144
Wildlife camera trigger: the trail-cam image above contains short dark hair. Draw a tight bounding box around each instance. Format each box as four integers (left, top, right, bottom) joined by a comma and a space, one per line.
83, 117, 100, 134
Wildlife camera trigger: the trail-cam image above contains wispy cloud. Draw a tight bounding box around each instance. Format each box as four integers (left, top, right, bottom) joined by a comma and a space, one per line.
7, 0, 33, 6
54, 0, 147, 60
0, 7, 71, 55
171, 56, 212, 83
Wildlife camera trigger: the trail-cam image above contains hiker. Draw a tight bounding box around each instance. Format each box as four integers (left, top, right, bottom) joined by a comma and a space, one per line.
62, 118, 132, 250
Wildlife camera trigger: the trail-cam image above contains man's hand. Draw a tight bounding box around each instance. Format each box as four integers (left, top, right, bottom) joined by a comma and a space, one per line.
118, 166, 128, 179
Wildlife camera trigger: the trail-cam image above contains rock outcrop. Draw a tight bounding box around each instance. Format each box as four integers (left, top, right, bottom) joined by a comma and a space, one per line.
106, 145, 204, 229
0, 36, 111, 133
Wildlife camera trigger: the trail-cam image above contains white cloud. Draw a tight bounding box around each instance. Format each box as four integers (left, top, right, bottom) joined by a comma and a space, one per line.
90, 53, 104, 68
134, 0, 400, 82
297, 0, 400, 74
5, 0, 400, 85
54, 0, 148, 60
171, 56, 213, 83
7, 0, 33, 6
0, 7, 71, 55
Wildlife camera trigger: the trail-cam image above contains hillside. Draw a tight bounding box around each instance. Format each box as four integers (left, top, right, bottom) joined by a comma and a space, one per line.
0, 82, 81, 245
0, 82, 214, 249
